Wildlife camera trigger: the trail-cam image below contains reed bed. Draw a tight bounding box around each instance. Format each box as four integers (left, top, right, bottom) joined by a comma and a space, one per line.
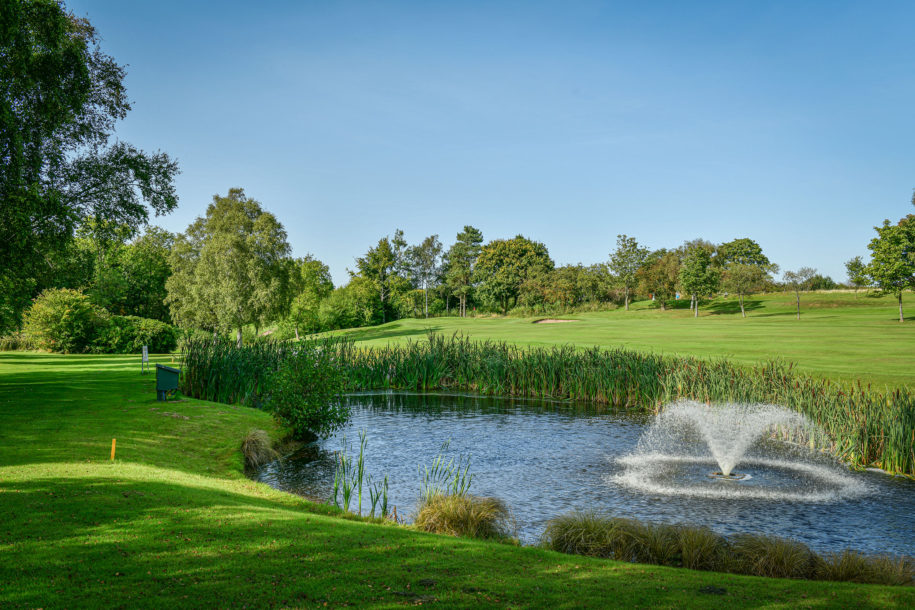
180, 333, 915, 475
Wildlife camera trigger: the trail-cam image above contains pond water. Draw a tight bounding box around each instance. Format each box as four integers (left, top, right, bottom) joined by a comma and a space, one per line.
254, 392, 915, 556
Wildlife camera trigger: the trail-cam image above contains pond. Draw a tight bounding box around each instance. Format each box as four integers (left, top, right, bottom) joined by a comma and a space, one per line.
254, 392, 915, 556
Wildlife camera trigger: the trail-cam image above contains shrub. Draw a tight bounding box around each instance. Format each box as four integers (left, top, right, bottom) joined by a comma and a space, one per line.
413, 494, 515, 541
863, 555, 915, 586
96, 315, 178, 353
240, 429, 279, 469
729, 533, 817, 579
265, 343, 347, 439
23, 288, 106, 353
0, 332, 36, 351
677, 525, 728, 572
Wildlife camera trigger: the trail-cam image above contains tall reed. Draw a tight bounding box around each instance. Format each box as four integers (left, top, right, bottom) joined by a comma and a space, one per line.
180, 333, 915, 475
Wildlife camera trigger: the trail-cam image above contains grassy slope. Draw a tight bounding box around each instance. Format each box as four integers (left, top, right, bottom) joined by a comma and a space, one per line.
1, 354, 913, 608
335, 292, 915, 388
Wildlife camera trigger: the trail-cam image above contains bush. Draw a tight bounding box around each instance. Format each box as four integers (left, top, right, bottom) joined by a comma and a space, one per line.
24, 288, 107, 353
413, 494, 515, 541
241, 429, 279, 469
265, 344, 347, 439
96, 315, 178, 353
0, 332, 37, 351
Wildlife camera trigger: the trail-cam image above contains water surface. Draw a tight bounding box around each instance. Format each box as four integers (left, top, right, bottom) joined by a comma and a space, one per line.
254, 392, 915, 555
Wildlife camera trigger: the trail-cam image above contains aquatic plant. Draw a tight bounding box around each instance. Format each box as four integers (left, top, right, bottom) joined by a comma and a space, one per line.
180, 333, 915, 475
331, 430, 389, 519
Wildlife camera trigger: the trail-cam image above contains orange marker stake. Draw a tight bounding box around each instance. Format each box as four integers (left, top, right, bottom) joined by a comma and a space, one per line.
111, 438, 117, 461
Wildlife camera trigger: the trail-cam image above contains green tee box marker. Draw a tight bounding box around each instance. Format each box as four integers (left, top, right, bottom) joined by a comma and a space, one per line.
155, 364, 180, 401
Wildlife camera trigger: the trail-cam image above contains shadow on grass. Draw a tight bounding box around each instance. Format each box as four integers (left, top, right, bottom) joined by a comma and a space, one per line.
342, 323, 442, 342
705, 299, 765, 316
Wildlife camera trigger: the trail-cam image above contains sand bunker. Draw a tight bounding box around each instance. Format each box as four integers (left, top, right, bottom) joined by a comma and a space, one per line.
534, 318, 578, 324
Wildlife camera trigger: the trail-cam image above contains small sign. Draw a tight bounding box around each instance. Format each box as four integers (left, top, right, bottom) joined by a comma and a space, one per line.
141, 345, 149, 374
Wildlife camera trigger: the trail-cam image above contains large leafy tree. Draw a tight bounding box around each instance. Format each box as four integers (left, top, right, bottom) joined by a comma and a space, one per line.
354, 229, 408, 323
867, 218, 915, 323
166, 189, 290, 345
636, 250, 681, 311
287, 255, 333, 338
406, 235, 443, 319
715, 238, 770, 267
475, 236, 553, 314
443, 225, 484, 317
717, 238, 776, 317
608, 234, 648, 311
0, 0, 178, 331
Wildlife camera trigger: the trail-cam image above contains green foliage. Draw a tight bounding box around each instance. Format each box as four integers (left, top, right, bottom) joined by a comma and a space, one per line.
867, 218, 915, 321
443, 225, 484, 317
722, 263, 772, 317
608, 234, 649, 310
96, 315, 178, 353
475, 235, 554, 313
846, 256, 870, 294
716, 238, 771, 267
23, 288, 106, 353
317, 276, 383, 330
166, 189, 291, 343
354, 229, 409, 323
679, 248, 720, 315
419, 440, 473, 502
0, 1, 177, 330
413, 494, 515, 541
332, 430, 389, 518
636, 250, 681, 310
405, 234, 443, 318
0, 332, 37, 351
264, 343, 348, 439
286, 255, 333, 337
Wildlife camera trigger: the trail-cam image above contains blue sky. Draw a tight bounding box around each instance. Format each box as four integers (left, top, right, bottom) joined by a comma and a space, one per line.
68, 0, 915, 284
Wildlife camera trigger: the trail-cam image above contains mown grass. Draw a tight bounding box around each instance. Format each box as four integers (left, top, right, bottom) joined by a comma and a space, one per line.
2, 353, 915, 608
331, 291, 915, 388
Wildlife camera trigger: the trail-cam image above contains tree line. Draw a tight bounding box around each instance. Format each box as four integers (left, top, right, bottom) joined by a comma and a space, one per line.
3, 0, 914, 349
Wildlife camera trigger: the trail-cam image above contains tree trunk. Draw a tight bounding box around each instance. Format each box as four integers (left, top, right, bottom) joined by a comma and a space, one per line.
295, 326, 300, 341
900, 293, 904, 323
795, 290, 800, 320
694, 294, 699, 318
625, 286, 630, 311
424, 285, 428, 319
739, 294, 746, 318
236, 327, 243, 347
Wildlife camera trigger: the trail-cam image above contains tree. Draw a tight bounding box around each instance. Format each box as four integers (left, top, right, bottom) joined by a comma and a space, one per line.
636, 250, 680, 310
474, 236, 553, 314
287, 255, 333, 338
867, 218, 915, 323
722, 264, 770, 318
845, 256, 869, 297
715, 238, 771, 267
608, 234, 648, 311
165, 189, 291, 345
679, 249, 720, 317
0, 1, 178, 331
782, 267, 817, 320
354, 229, 408, 323
443, 226, 484, 317
406, 235, 443, 318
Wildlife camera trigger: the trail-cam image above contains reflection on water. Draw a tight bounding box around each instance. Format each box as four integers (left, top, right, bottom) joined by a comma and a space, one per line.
254, 392, 915, 554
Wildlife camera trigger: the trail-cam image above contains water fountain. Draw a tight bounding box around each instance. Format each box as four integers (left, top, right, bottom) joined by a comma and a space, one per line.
613, 400, 869, 501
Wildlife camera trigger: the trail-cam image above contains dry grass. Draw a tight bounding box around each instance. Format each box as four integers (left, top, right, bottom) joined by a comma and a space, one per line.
729, 533, 817, 579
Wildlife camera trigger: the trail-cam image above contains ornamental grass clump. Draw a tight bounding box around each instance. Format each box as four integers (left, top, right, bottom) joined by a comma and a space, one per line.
240, 429, 278, 469
727, 533, 817, 579
413, 494, 515, 541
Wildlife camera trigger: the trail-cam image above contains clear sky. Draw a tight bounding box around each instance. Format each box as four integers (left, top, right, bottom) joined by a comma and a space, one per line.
67, 0, 915, 285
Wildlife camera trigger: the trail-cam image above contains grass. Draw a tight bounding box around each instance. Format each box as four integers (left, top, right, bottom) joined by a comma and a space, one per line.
331, 291, 915, 388
1, 353, 914, 607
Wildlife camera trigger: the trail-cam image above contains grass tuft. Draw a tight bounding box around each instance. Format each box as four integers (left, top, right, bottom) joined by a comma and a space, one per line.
729, 533, 817, 579
240, 428, 279, 469
413, 494, 516, 541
